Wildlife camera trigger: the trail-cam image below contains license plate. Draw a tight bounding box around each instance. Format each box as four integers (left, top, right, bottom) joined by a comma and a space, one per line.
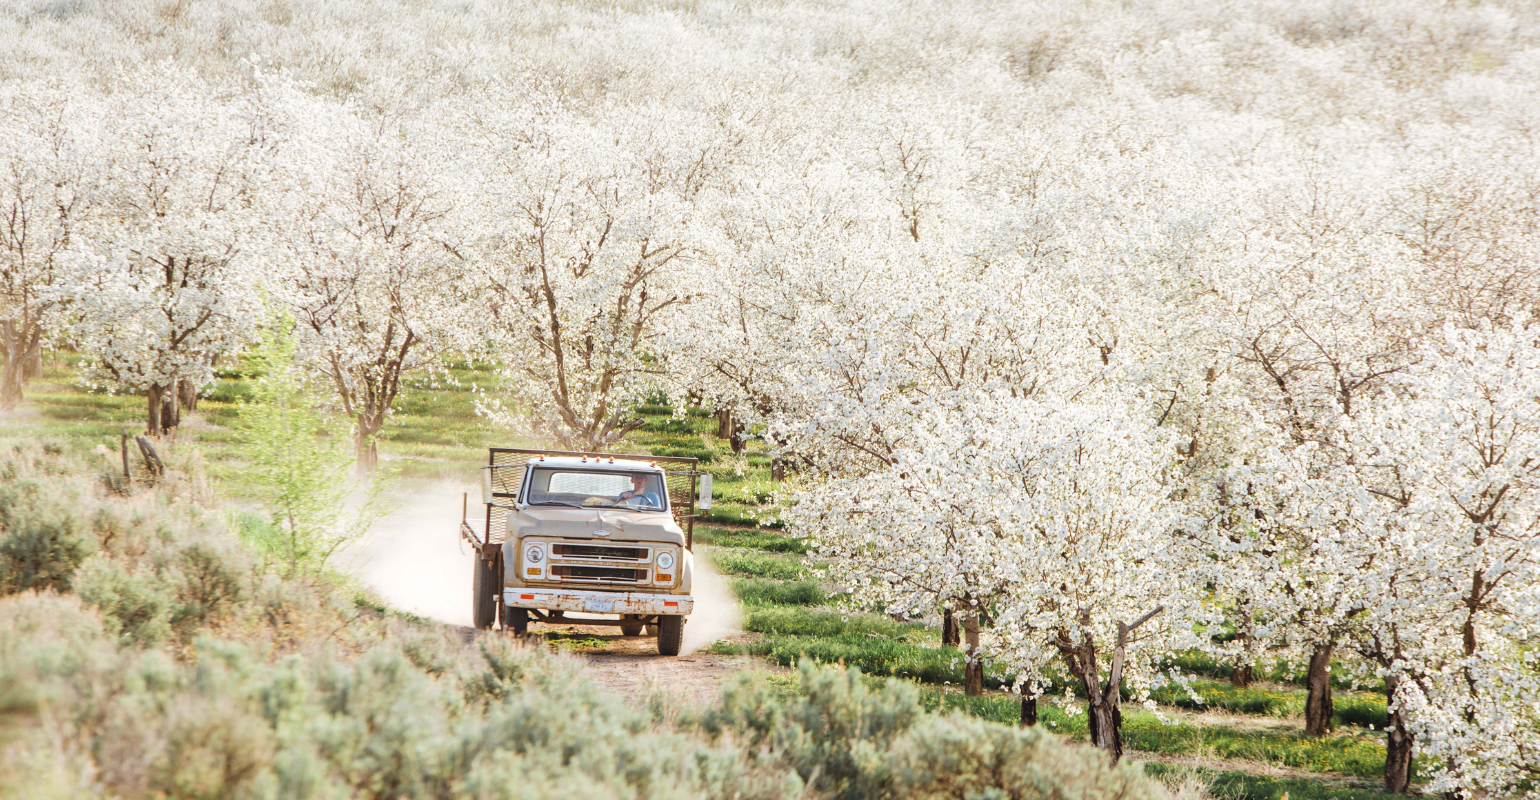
584, 597, 614, 613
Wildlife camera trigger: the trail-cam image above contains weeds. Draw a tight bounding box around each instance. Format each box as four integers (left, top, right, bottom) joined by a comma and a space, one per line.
710, 549, 814, 581
695, 524, 806, 553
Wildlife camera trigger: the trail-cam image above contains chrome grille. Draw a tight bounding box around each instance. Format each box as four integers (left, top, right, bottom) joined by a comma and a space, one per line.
550, 565, 650, 583
551, 543, 650, 561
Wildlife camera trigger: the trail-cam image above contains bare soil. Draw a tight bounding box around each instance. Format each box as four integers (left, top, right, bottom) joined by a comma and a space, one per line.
459, 622, 782, 705
554, 623, 783, 703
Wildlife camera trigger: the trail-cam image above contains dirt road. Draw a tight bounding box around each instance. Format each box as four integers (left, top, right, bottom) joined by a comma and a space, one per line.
546, 624, 780, 703
456, 622, 778, 704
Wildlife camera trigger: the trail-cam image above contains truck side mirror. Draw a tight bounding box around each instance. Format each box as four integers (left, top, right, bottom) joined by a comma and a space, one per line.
481, 467, 493, 506
697, 474, 712, 510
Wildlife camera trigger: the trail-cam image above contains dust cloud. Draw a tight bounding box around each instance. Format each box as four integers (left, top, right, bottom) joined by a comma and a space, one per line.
345, 478, 744, 650
683, 553, 742, 654
343, 479, 477, 628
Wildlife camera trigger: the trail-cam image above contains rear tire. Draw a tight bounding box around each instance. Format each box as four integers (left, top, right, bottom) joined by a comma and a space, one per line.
472, 554, 499, 630
504, 605, 529, 635
656, 615, 684, 656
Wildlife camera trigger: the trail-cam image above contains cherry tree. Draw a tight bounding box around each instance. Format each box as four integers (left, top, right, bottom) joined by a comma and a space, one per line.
981, 393, 1204, 763
67, 64, 262, 435
266, 91, 464, 472
460, 98, 717, 451
1347, 320, 1540, 795
1212, 149, 1427, 736
0, 81, 96, 411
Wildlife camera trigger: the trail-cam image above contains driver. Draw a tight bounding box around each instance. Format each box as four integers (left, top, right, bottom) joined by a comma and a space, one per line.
618, 474, 661, 509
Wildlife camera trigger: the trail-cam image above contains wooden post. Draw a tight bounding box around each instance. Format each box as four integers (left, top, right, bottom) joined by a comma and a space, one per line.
134, 435, 165, 479
119, 429, 130, 480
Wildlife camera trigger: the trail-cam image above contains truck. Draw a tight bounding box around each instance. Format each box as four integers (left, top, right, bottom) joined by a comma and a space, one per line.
460, 447, 712, 656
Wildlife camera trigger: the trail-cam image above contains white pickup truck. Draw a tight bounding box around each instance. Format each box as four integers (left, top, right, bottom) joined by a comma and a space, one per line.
461, 448, 711, 656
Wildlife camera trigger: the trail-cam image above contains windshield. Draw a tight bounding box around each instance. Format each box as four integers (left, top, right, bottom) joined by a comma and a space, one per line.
522, 467, 668, 512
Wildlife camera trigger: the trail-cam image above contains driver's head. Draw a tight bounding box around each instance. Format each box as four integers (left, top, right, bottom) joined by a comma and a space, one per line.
630, 474, 647, 493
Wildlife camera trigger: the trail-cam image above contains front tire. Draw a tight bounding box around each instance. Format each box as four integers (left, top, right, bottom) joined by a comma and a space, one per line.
472, 554, 499, 630
656, 615, 684, 656
503, 604, 529, 635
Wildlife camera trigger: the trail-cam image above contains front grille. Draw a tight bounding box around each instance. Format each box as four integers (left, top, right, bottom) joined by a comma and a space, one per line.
552, 544, 649, 561
550, 565, 650, 582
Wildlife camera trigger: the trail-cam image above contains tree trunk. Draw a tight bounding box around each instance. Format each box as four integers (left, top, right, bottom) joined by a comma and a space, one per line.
1087, 694, 1123, 762
1020, 693, 1037, 726
1230, 663, 1254, 688
1384, 676, 1414, 793
147, 384, 164, 436
1060, 631, 1125, 764
1304, 643, 1335, 736
356, 430, 378, 475
717, 407, 733, 439
0, 325, 37, 411
963, 612, 983, 696
942, 609, 960, 647
771, 458, 786, 481
156, 378, 180, 436
22, 346, 41, 380
0, 354, 22, 411
178, 377, 199, 412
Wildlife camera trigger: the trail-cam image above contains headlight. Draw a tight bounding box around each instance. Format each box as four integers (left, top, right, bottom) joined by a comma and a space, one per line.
655, 551, 675, 570
525, 545, 544, 565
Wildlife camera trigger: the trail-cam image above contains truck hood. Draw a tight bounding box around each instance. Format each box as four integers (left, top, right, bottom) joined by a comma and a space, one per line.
506, 506, 686, 546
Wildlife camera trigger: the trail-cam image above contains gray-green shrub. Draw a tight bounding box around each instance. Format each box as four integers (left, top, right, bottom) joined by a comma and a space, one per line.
0, 480, 92, 593
74, 556, 172, 647
704, 660, 1167, 800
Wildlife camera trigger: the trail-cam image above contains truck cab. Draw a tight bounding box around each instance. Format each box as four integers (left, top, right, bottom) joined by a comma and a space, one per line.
462, 448, 710, 656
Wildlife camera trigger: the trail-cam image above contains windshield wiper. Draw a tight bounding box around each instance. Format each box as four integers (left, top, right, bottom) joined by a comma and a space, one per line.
528, 501, 586, 509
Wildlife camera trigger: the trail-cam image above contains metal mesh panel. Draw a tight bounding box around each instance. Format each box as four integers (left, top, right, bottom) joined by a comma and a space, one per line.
489, 453, 528, 497
487, 505, 512, 544
485, 451, 528, 544
665, 472, 696, 541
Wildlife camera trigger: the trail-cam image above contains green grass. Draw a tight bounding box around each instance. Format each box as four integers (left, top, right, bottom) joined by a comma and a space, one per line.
1122, 720, 1392, 779
731, 578, 828, 606
1150, 679, 1305, 716
707, 606, 1020, 688
1161, 650, 1386, 693
899, 683, 1396, 781
709, 549, 816, 581
1148, 677, 1388, 729
694, 524, 807, 553
1141, 765, 1405, 800
701, 501, 783, 527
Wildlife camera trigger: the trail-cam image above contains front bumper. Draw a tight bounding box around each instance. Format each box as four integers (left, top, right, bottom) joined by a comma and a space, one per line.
502, 588, 694, 616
